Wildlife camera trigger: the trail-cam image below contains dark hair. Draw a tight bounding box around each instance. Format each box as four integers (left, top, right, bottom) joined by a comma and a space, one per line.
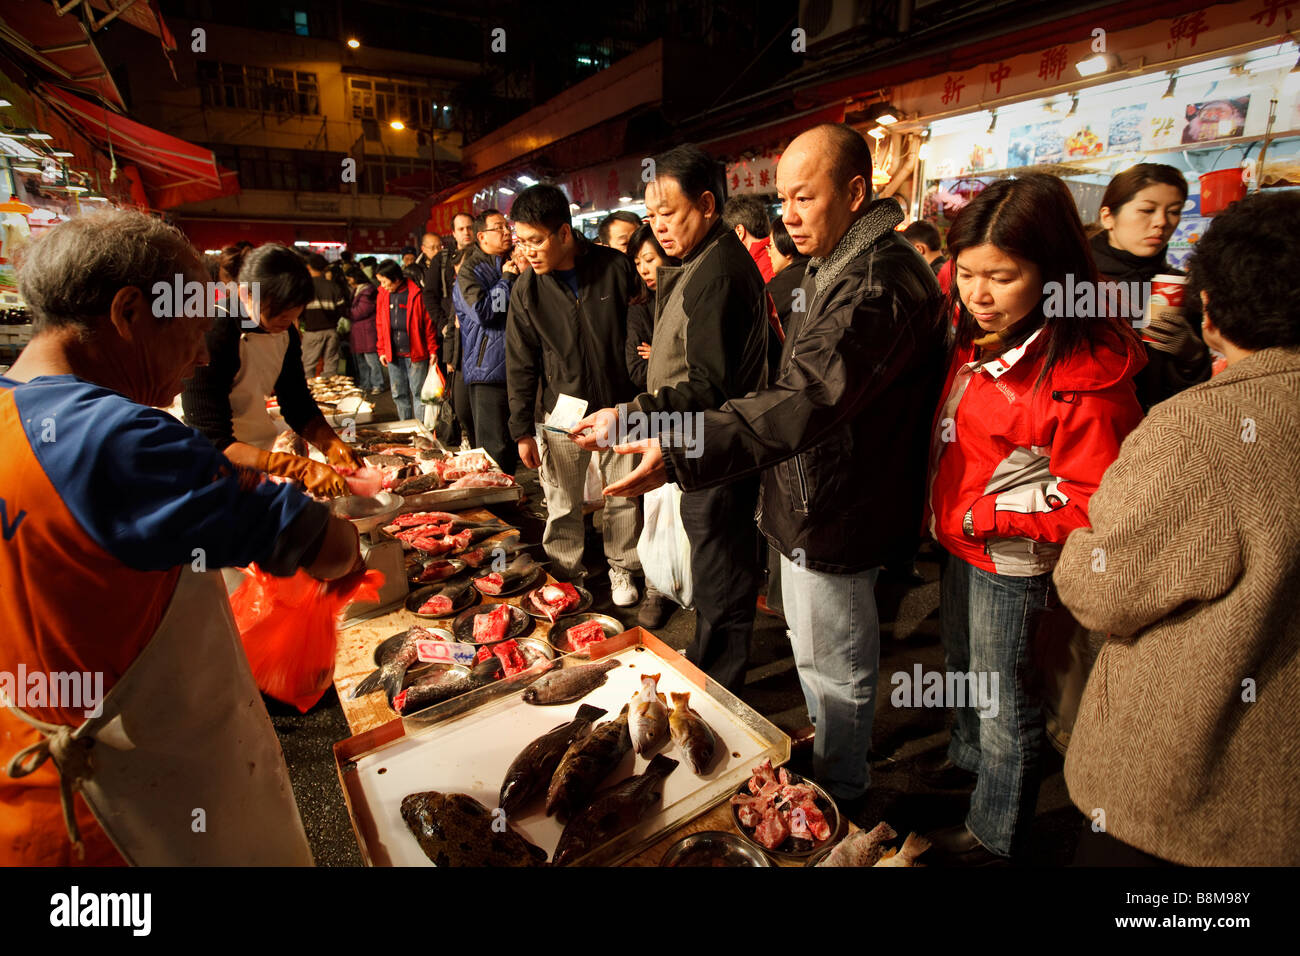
359, 256, 377, 268
769, 215, 798, 259
650, 143, 726, 210
235, 244, 315, 319
473, 209, 504, 237
806, 123, 873, 196
597, 210, 641, 244
375, 260, 406, 284
723, 195, 771, 238
306, 253, 328, 272
1186, 191, 1300, 350
339, 250, 354, 263
512, 184, 573, 234
453, 212, 474, 228
945, 174, 1134, 387
1100, 163, 1188, 218
626, 223, 670, 264
902, 221, 942, 252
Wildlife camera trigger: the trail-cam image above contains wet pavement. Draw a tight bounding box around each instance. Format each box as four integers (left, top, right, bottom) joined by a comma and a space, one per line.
270, 412, 1082, 865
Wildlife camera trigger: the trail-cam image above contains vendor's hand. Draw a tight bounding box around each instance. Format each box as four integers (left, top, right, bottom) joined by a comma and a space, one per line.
518, 435, 541, 470
379, 354, 390, 366
326, 441, 363, 472
636, 342, 652, 360
262, 452, 349, 497
571, 406, 620, 452
602, 438, 664, 498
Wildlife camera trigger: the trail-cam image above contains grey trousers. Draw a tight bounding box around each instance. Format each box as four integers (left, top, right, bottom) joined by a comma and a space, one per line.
301, 328, 340, 379
537, 426, 642, 578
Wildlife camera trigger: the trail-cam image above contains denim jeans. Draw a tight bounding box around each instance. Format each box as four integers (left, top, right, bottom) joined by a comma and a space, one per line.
387, 356, 428, 422
940, 550, 1054, 857
356, 352, 384, 392
780, 556, 881, 801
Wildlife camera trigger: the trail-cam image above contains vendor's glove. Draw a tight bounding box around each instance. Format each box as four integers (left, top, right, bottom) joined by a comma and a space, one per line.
256, 450, 348, 497
325, 440, 364, 472
1143, 310, 1208, 365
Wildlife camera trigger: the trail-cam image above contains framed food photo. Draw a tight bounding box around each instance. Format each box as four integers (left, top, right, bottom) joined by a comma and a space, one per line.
1182, 96, 1249, 144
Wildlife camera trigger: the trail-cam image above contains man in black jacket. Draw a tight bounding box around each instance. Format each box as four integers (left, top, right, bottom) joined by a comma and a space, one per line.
506, 185, 644, 602
595, 125, 948, 802
574, 143, 769, 694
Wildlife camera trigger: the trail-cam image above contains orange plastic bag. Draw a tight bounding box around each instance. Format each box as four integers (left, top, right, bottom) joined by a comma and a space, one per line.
230, 566, 384, 712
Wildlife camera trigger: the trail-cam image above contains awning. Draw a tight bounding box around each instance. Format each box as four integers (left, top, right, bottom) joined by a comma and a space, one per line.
39, 83, 239, 208
0, 0, 124, 108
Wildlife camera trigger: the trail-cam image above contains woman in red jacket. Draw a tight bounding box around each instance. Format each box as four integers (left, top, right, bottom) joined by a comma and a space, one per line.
922, 174, 1146, 865
374, 260, 436, 422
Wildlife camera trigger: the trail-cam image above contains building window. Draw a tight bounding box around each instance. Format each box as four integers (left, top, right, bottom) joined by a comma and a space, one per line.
347, 76, 445, 130
198, 62, 319, 115
294, 10, 309, 36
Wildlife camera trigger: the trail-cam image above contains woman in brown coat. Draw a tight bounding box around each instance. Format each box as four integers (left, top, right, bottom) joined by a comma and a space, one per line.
1053, 191, 1300, 866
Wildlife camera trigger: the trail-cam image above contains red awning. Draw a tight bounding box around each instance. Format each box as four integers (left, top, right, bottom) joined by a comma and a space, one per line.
87, 0, 177, 48
0, 0, 125, 108
38, 83, 239, 208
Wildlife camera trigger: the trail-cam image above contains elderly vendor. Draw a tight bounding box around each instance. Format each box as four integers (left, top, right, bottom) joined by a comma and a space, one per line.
0, 210, 360, 866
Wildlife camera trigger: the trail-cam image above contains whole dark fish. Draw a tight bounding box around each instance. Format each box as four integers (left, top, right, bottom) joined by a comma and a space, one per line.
523, 658, 621, 706
546, 704, 631, 822
393, 657, 502, 715
393, 472, 444, 496
499, 704, 607, 816
352, 626, 434, 702
668, 691, 718, 774
552, 754, 679, 866
401, 791, 547, 867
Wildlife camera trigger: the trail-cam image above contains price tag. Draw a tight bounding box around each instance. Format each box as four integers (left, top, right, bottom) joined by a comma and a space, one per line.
416, 640, 479, 666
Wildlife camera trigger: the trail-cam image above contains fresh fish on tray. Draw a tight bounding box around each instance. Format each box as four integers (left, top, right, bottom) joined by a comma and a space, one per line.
629, 672, 668, 756
552, 754, 679, 866
499, 704, 607, 816
522, 658, 621, 705
400, 791, 547, 867
546, 704, 632, 822
449, 471, 516, 489
351, 626, 436, 702
668, 691, 718, 774
393, 657, 502, 715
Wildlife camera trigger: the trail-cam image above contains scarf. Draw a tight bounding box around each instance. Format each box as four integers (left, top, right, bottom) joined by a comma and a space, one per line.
808, 198, 905, 300
1089, 230, 1175, 283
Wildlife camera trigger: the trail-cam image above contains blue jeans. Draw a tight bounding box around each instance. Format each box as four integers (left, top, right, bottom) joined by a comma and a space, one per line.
940, 550, 1054, 857
387, 356, 428, 423
356, 352, 384, 392
780, 556, 880, 801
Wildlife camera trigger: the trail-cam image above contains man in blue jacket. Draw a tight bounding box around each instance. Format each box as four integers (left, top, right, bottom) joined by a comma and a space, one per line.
454, 209, 522, 473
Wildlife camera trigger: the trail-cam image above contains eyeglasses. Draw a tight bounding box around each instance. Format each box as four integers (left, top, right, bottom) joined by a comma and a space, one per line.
480, 225, 510, 235
513, 231, 554, 252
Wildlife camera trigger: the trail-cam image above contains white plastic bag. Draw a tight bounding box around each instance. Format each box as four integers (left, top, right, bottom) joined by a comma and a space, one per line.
636, 482, 693, 607
583, 457, 603, 506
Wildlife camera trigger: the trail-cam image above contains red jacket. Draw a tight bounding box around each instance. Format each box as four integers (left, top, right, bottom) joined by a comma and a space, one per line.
925, 324, 1146, 576
375, 279, 436, 363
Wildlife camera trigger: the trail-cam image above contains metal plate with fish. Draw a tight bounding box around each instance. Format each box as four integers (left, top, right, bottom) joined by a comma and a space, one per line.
546, 612, 623, 657
470, 563, 544, 597
521, 584, 593, 620
328, 491, 404, 533
405, 582, 481, 619
452, 603, 533, 644
407, 557, 468, 588
660, 831, 772, 868
371, 627, 456, 666
729, 771, 841, 862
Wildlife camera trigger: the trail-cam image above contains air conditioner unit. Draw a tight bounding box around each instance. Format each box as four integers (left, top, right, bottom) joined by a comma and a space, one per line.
798, 0, 872, 51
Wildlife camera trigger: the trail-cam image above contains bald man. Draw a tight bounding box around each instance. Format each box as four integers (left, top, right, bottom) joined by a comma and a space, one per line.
589, 124, 948, 803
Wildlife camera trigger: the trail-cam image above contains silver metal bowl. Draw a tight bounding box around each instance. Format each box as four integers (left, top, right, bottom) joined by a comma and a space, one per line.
660, 831, 773, 868
329, 491, 404, 533
522, 585, 593, 620
547, 612, 623, 656
730, 771, 842, 862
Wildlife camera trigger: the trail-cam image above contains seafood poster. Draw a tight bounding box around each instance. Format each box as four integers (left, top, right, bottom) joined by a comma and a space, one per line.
1006, 121, 1063, 168
1107, 104, 1145, 154
1182, 96, 1249, 144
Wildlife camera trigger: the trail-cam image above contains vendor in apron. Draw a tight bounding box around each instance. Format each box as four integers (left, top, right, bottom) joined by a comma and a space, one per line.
0, 210, 361, 865
181, 243, 362, 496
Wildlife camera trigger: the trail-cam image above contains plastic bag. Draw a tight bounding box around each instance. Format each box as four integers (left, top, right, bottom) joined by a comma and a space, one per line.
636, 482, 692, 607
230, 566, 384, 712
420, 362, 446, 402
583, 457, 603, 506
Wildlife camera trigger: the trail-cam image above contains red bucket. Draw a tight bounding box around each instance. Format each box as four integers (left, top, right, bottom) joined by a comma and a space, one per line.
1199, 168, 1246, 215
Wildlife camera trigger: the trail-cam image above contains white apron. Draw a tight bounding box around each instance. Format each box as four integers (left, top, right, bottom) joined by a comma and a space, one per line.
230, 330, 291, 451
5, 570, 314, 865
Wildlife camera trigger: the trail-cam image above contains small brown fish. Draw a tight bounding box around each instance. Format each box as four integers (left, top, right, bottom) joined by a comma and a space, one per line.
816, 821, 897, 867
522, 658, 620, 705
628, 673, 668, 756
667, 691, 718, 774
873, 831, 931, 867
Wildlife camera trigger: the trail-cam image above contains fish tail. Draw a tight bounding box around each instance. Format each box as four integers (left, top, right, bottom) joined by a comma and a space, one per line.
382, 664, 408, 703
352, 667, 384, 698
670, 691, 690, 709
645, 754, 679, 778
574, 703, 607, 722
900, 831, 931, 860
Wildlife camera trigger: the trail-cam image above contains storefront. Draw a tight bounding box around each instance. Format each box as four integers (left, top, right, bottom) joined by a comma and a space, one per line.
864, 0, 1300, 266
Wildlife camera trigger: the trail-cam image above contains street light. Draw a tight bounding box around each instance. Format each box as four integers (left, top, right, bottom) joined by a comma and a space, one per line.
347, 38, 360, 49
389, 119, 405, 131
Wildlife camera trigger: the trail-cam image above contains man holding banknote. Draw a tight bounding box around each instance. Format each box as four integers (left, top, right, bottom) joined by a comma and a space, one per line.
505, 184, 644, 606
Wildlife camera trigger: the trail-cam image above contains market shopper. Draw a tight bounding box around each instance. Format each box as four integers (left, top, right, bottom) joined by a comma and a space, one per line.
624, 223, 675, 390
301, 253, 346, 379
902, 221, 948, 275
456, 209, 522, 474
1055, 191, 1300, 867
723, 194, 775, 282
452, 212, 475, 251
505, 185, 644, 602
591, 125, 947, 798
923, 174, 1147, 865
183, 244, 362, 497
1093, 163, 1210, 409
346, 269, 384, 394
374, 260, 435, 423
0, 209, 361, 865
597, 210, 642, 253
573, 143, 769, 687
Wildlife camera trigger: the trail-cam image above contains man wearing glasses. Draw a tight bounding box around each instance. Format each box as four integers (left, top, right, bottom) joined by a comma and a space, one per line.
454, 209, 524, 473
504, 185, 644, 603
